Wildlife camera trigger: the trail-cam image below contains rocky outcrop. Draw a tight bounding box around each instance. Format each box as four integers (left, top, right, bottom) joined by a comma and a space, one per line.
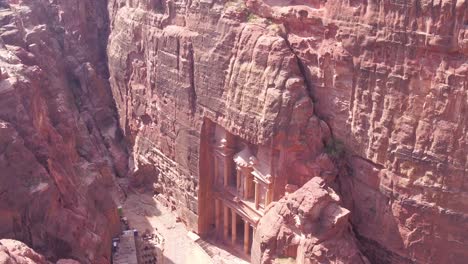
0, 239, 80, 264
252, 177, 368, 264
0, 0, 126, 263
0, 239, 49, 264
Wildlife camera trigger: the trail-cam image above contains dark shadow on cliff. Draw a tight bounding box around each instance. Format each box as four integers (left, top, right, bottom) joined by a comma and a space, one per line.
334, 157, 414, 264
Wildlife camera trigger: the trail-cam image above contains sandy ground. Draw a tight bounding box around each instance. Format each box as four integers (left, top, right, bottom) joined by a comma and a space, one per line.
122, 192, 249, 264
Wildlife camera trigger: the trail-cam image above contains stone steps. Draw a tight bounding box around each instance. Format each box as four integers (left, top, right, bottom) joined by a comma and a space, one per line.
195, 240, 217, 258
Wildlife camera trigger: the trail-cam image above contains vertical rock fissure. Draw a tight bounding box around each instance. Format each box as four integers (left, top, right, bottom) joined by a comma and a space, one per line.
188, 42, 197, 114
281, 33, 338, 137
282, 35, 315, 102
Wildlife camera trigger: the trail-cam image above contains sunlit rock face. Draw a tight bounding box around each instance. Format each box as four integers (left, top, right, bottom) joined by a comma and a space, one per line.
107, 0, 467, 263
242, 1, 467, 263
0, 0, 126, 263
0, 0, 465, 263
107, 0, 334, 235
0, 239, 81, 264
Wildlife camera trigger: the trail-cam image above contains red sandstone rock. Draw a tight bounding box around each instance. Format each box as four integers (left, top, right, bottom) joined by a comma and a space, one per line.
0, 239, 48, 264
251, 177, 369, 264
56, 259, 80, 264
0, 0, 465, 263
107, 0, 467, 263
241, 0, 468, 262
0, 0, 126, 263
108, 0, 335, 234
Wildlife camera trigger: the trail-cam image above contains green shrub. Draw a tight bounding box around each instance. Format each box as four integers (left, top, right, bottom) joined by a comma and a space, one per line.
325, 138, 345, 158
247, 13, 258, 22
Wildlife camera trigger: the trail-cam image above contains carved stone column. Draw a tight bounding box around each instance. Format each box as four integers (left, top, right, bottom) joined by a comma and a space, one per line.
254, 181, 260, 210
244, 220, 250, 253
223, 205, 229, 240
237, 168, 242, 195
231, 210, 237, 244
215, 199, 221, 235
243, 170, 249, 199
265, 184, 274, 207
218, 137, 235, 188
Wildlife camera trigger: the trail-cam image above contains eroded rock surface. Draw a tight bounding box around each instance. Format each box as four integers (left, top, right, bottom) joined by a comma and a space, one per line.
243, 0, 468, 263
0, 0, 126, 263
108, 0, 335, 233
0, 0, 465, 263
107, 0, 467, 263
252, 178, 368, 264
0, 239, 48, 264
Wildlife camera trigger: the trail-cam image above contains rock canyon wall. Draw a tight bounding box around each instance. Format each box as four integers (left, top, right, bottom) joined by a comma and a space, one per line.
252, 177, 367, 264
0, 0, 466, 263
108, 0, 336, 235
0, 0, 126, 263
257, 1, 468, 263
107, 0, 467, 263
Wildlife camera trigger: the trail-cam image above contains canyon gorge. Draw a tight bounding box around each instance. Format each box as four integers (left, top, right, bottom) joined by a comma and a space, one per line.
0, 0, 466, 263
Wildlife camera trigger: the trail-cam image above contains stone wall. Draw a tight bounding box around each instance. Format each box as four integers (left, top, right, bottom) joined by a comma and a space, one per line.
0, 0, 127, 262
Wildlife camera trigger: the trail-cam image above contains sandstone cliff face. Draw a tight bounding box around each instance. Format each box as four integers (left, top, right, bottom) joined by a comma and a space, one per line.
107, 0, 467, 263
1, 0, 465, 263
0, 0, 126, 262
243, 0, 467, 263
108, 0, 334, 232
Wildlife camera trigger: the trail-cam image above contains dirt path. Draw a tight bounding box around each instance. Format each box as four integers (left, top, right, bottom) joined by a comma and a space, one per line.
121, 192, 248, 264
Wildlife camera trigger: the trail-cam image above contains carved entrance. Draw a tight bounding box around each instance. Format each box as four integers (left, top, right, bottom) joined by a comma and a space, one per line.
198, 118, 274, 255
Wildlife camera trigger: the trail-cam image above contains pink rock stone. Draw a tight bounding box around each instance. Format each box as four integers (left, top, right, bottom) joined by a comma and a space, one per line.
0, 239, 49, 264
251, 177, 369, 264
106, 0, 467, 262
0, 1, 126, 262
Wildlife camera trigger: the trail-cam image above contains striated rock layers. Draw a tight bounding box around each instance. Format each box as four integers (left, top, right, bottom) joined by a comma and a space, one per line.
108, 0, 467, 263
243, 0, 468, 263
108, 0, 335, 235
0, 0, 465, 263
0, 0, 126, 263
